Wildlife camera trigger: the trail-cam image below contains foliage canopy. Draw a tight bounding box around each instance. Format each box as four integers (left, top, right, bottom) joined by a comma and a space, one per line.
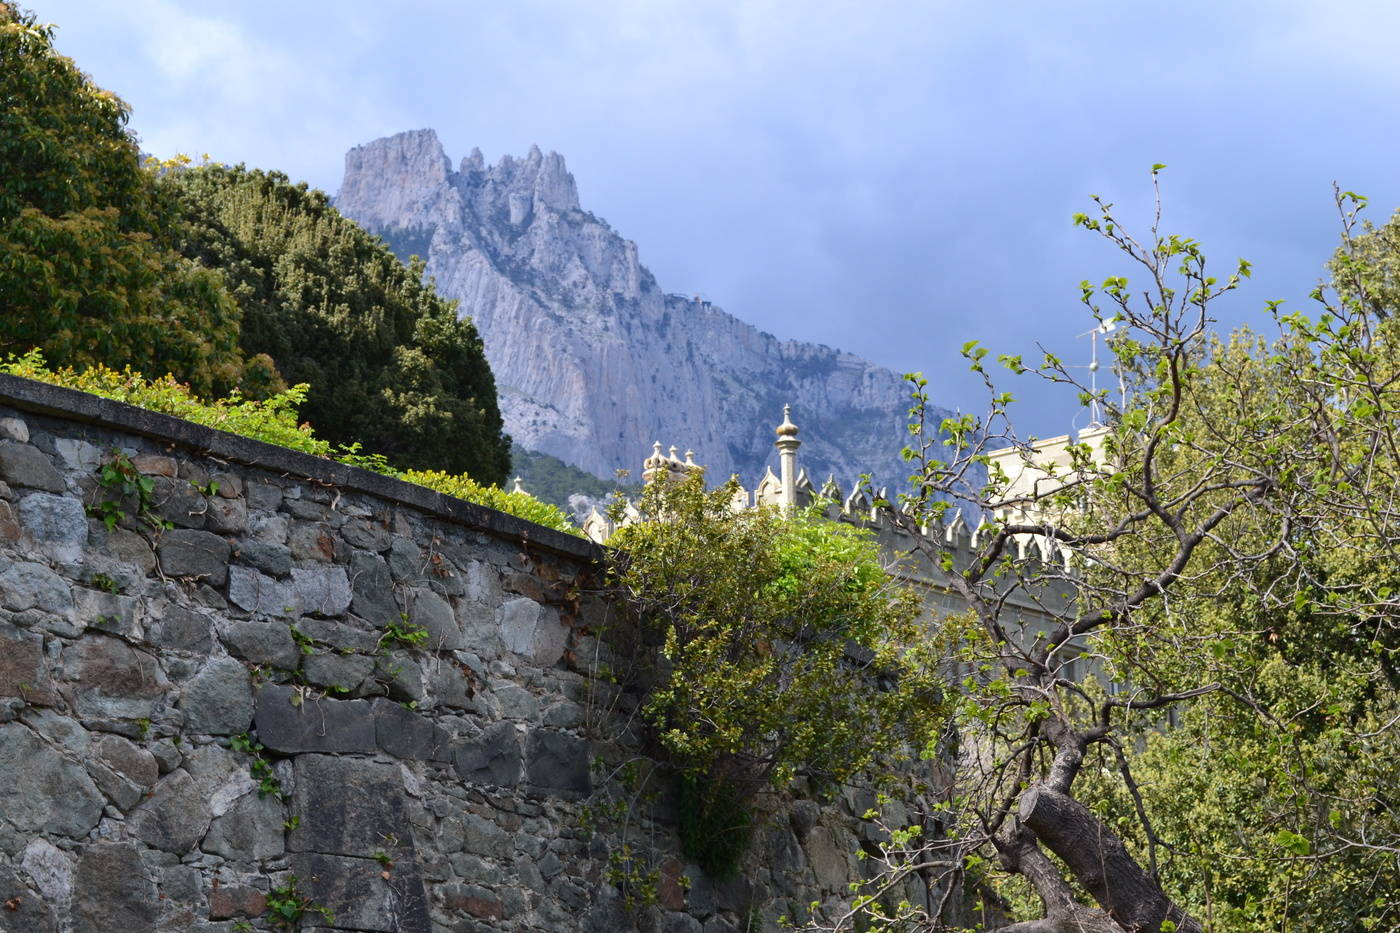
0, 3, 250, 396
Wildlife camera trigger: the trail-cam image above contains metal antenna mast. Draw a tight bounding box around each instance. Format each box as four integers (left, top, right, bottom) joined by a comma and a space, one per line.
1076, 319, 1117, 427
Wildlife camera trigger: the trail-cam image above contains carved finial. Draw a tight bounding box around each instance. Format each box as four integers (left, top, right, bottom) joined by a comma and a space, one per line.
684, 449, 696, 466
775, 404, 799, 438
668, 445, 680, 462
643, 441, 668, 483
512, 476, 526, 495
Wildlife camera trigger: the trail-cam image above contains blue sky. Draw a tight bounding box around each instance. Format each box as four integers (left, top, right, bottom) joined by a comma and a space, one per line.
37, 0, 1400, 431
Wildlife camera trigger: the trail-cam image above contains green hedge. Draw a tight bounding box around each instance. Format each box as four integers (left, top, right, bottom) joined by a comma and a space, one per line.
0, 351, 578, 535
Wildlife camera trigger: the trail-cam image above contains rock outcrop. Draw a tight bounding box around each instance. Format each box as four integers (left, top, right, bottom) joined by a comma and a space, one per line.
335, 129, 952, 484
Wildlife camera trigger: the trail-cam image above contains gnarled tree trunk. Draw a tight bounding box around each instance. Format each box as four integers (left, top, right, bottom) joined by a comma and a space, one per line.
1019, 785, 1202, 933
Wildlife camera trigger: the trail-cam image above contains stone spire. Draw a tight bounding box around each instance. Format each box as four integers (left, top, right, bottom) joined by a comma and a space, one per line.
775, 405, 801, 511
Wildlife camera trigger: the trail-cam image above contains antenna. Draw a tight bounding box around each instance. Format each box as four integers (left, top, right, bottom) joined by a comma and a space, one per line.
1075, 319, 1116, 426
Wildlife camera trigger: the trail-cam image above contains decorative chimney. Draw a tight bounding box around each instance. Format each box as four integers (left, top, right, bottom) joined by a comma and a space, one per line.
774, 405, 801, 511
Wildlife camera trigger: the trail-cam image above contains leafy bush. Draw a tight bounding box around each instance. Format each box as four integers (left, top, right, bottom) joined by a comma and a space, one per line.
607, 471, 942, 871
0, 351, 577, 534
401, 469, 576, 534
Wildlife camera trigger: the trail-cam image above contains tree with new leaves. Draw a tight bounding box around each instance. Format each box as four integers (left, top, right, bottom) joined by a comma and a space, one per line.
805, 171, 1398, 932
0, 2, 254, 397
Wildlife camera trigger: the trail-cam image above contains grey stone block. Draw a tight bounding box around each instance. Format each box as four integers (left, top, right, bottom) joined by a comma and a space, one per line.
459, 812, 511, 858
253, 684, 376, 754
453, 720, 521, 786
150, 474, 208, 528
666, 912, 705, 933
203, 495, 247, 534
0, 560, 72, 615
0, 722, 104, 838
128, 769, 212, 854
349, 550, 398, 625
249, 510, 289, 543
427, 663, 476, 711
288, 851, 432, 933
156, 864, 202, 906
18, 491, 87, 556
65, 634, 170, 720
181, 657, 253, 735
492, 681, 540, 720
387, 536, 426, 583
227, 565, 295, 616
0, 440, 62, 492
233, 537, 292, 577
406, 587, 462, 650
73, 586, 139, 637
500, 596, 567, 666
341, 516, 392, 552
245, 480, 283, 511
156, 529, 230, 585
101, 526, 156, 573
291, 565, 353, 617
202, 789, 285, 860
789, 799, 821, 842
525, 729, 591, 796
221, 619, 300, 668
372, 698, 451, 761
228, 565, 351, 617
289, 521, 337, 562
71, 843, 158, 933
18, 838, 72, 913
543, 699, 585, 729
86, 733, 158, 811
0, 416, 28, 443
0, 621, 57, 705
288, 755, 411, 858
303, 651, 374, 693
295, 617, 380, 652
153, 605, 214, 655
283, 497, 330, 521
374, 651, 425, 702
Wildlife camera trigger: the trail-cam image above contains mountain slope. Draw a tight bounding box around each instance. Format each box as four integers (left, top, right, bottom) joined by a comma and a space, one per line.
335, 129, 949, 486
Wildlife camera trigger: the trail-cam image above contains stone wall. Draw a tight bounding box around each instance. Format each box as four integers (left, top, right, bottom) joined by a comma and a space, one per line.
0, 374, 936, 933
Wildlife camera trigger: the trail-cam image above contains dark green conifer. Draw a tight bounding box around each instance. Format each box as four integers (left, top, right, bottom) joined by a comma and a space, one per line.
163, 165, 511, 483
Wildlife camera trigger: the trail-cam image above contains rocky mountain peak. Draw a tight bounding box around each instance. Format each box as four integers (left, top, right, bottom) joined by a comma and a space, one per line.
337, 128, 451, 232
336, 131, 951, 487
461, 147, 486, 175
486, 144, 580, 214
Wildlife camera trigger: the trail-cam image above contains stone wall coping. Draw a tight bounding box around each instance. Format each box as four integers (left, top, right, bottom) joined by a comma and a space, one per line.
0, 373, 604, 563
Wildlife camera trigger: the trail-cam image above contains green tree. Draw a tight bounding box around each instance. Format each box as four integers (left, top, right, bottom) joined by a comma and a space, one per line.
806, 176, 1399, 933
0, 3, 250, 396
161, 164, 511, 483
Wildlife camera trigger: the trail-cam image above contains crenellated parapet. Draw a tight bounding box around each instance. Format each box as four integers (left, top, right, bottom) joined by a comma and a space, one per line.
585, 406, 1086, 560
577, 407, 1085, 581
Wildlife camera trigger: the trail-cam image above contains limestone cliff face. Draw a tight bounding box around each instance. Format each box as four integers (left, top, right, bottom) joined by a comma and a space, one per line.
335, 129, 951, 485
